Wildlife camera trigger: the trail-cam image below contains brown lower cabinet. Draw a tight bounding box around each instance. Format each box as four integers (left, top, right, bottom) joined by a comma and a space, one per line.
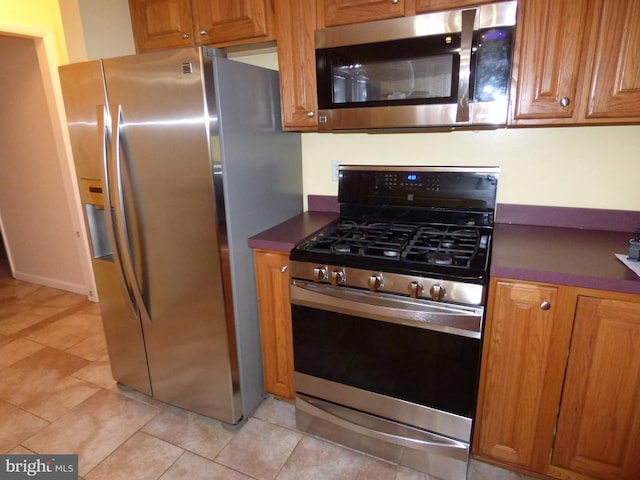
253, 249, 295, 400
474, 278, 640, 480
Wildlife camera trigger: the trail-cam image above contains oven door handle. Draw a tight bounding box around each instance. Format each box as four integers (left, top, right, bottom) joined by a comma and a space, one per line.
290, 280, 482, 339
296, 394, 469, 460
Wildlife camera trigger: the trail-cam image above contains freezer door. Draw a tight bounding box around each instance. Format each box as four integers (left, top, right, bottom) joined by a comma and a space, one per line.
59, 61, 152, 395
101, 48, 240, 422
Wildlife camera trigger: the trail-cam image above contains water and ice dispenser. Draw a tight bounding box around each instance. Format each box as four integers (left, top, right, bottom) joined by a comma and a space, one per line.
79, 178, 111, 259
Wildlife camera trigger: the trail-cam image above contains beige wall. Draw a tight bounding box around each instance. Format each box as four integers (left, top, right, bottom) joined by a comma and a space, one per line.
0, 35, 89, 293
57, 0, 87, 63
76, 0, 135, 60
0, 0, 69, 63
302, 126, 640, 211
58, 0, 135, 62
0, 0, 97, 297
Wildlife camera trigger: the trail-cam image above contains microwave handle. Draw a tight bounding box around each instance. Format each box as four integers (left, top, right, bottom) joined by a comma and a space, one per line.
456, 8, 476, 122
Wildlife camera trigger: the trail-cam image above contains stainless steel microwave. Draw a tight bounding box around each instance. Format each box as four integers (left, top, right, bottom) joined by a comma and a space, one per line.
315, 1, 517, 131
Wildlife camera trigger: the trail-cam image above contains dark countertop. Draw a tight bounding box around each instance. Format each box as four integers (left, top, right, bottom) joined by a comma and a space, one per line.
248, 211, 339, 253
490, 223, 639, 294
248, 200, 640, 295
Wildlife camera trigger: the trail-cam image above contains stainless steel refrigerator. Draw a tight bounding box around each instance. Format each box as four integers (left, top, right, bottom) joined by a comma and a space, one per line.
59, 47, 302, 424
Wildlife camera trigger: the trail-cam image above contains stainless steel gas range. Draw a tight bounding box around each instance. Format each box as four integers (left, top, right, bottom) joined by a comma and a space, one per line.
289, 165, 499, 480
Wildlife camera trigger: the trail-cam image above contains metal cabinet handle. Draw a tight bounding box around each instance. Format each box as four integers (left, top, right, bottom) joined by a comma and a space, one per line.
391, 0, 399, 4
182, 32, 190, 39
307, 111, 315, 118
280, 265, 288, 273
559, 97, 570, 107
540, 300, 551, 310
199, 29, 207, 36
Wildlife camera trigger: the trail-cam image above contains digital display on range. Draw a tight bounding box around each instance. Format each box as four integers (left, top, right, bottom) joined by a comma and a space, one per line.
407, 174, 417, 181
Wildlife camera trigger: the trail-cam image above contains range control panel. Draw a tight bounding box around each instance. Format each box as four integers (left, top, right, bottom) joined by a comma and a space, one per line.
338, 166, 499, 210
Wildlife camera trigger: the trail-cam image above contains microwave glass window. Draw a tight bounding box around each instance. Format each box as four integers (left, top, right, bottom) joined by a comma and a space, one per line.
316, 33, 460, 109
331, 56, 453, 104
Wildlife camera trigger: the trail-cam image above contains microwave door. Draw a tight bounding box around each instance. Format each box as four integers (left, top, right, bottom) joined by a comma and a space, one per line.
314, 1, 517, 130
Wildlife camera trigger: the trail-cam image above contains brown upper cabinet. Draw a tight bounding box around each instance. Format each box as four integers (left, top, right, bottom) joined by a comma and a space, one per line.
316, 0, 495, 27
414, 0, 493, 12
274, 0, 318, 131
317, 0, 406, 27
129, 0, 274, 52
511, 0, 640, 125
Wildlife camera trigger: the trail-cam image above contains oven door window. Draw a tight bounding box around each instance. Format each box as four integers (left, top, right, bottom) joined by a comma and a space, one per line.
316, 33, 460, 109
292, 304, 481, 418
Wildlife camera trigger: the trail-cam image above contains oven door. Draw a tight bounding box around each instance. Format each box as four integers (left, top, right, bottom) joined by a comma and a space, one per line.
290, 279, 483, 479
290, 279, 483, 433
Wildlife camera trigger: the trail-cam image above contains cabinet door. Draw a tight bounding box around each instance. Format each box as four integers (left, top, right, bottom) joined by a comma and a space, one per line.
552, 296, 640, 480
473, 279, 574, 472
253, 250, 295, 400
274, 0, 318, 131
510, 0, 591, 123
317, 0, 405, 27
584, 0, 640, 121
415, 0, 492, 13
193, 0, 273, 46
129, 0, 195, 52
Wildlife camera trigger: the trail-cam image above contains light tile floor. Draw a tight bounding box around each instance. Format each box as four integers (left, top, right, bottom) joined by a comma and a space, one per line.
0, 255, 531, 480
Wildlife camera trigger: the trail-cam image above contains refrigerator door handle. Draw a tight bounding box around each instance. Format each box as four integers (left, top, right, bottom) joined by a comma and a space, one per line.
98, 104, 138, 317
107, 104, 152, 324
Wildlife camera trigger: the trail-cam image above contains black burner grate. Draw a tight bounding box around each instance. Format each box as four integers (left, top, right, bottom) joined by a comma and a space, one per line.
403, 226, 479, 267
299, 221, 482, 269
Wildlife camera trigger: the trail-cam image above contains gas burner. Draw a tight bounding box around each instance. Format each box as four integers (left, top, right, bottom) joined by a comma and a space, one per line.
418, 227, 446, 236
336, 220, 359, 230
344, 231, 369, 241
451, 229, 477, 238
426, 251, 453, 265
333, 243, 353, 254
365, 222, 392, 229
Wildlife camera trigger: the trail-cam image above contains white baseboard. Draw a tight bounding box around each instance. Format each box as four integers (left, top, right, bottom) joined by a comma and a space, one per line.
12, 271, 97, 302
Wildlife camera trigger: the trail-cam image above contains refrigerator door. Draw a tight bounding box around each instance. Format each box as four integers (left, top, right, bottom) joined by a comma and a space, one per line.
102, 48, 240, 422
59, 61, 152, 395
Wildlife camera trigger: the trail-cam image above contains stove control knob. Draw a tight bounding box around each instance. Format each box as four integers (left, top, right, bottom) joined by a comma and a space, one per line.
330, 270, 345, 286
430, 284, 446, 301
313, 267, 328, 282
368, 274, 383, 291
408, 281, 423, 298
